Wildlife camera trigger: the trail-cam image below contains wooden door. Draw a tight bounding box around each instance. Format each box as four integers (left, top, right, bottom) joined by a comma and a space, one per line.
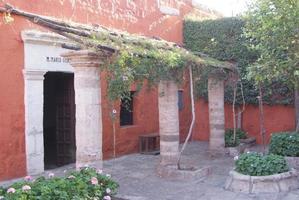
55, 73, 76, 166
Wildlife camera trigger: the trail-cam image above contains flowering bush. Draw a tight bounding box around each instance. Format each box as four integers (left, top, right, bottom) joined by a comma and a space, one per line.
225, 128, 247, 147
269, 132, 299, 157
235, 152, 289, 176
0, 167, 118, 200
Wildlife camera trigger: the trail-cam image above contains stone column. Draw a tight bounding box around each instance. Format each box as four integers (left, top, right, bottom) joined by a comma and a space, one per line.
158, 80, 179, 166
208, 77, 225, 152
62, 50, 104, 169
23, 70, 46, 175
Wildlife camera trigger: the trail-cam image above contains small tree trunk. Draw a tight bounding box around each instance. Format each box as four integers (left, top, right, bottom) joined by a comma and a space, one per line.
232, 83, 237, 143
295, 87, 299, 132
258, 84, 266, 154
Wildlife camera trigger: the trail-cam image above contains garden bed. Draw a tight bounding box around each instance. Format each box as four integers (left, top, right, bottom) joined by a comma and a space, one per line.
269, 132, 299, 169
225, 169, 299, 193
0, 168, 118, 199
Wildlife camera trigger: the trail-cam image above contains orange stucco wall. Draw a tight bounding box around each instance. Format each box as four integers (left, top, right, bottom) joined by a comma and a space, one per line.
0, 0, 216, 181
192, 100, 295, 145
0, 0, 295, 182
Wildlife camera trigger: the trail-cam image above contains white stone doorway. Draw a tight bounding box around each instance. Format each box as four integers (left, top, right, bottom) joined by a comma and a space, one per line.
22, 30, 76, 175
22, 30, 103, 175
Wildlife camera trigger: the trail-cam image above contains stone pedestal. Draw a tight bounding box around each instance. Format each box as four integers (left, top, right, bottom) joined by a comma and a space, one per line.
62, 50, 104, 169
208, 77, 225, 153
158, 80, 179, 166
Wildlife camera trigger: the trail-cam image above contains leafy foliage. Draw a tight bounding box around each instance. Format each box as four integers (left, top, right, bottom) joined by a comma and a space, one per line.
235, 152, 289, 176
0, 168, 118, 200
184, 17, 294, 105
89, 27, 233, 102
269, 132, 299, 157
243, 0, 299, 87
225, 128, 248, 147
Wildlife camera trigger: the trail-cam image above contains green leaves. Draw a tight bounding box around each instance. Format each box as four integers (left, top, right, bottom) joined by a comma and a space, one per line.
225, 128, 248, 147
269, 132, 299, 157
235, 152, 289, 176
244, 0, 299, 87
184, 15, 294, 105
105, 48, 188, 101
0, 168, 118, 200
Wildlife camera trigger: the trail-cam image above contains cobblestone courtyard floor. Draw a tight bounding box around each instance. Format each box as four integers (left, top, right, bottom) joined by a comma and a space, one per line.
104, 142, 299, 200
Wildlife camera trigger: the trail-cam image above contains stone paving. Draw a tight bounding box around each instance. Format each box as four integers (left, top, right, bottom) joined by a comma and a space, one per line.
103, 142, 299, 200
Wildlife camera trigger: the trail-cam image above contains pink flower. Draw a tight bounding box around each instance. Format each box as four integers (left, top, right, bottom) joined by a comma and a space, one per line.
7, 187, 16, 193
48, 172, 55, 178
97, 169, 103, 174
24, 175, 32, 181
106, 188, 111, 194
103, 196, 111, 200
22, 185, 31, 191
91, 177, 98, 185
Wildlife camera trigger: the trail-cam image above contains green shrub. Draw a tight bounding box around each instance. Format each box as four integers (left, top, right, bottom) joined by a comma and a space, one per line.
225, 128, 247, 147
0, 167, 118, 200
269, 132, 299, 157
235, 152, 289, 176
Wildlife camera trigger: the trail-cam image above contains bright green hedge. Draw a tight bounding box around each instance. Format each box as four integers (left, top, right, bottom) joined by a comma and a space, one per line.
269, 132, 299, 157
235, 152, 289, 176
0, 168, 118, 200
184, 17, 293, 105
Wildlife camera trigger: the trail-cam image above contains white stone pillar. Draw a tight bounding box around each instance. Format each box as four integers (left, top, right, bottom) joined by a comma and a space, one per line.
158, 80, 179, 166
62, 50, 103, 169
23, 70, 46, 175
208, 77, 225, 152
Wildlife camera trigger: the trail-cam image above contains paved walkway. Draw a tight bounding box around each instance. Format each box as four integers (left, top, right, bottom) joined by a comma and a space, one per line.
104, 142, 299, 200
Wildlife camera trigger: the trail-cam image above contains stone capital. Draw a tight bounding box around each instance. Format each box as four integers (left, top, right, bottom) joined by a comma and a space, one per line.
61, 50, 106, 68
23, 70, 46, 80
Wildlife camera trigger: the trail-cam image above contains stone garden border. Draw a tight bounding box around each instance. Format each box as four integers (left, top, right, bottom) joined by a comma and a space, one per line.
285, 157, 299, 170
225, 169, 299, 193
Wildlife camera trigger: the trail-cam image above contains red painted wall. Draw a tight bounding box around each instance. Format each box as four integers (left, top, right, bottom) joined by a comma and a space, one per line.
0, 0, 295, 182
0, 0, 217, 181
191, 100, 295, 145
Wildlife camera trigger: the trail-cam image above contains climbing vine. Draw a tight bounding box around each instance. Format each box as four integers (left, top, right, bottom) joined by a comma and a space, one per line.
0, 3, 234, 103
87, 29, 233, 102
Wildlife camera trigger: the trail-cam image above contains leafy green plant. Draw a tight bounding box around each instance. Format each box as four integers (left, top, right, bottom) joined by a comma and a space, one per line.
184, 17, 294, 105
225, 128, 247, 147
0, 167, 118, 200
269, 132, 299, 157
235, 152, 289, 176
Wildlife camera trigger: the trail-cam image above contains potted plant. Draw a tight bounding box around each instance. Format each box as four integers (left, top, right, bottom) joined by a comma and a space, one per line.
225, 152, 299, 193
269, 132, 299, 169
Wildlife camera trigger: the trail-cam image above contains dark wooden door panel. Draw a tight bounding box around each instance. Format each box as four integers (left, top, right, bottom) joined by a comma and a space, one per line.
55, 73, 76, 166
